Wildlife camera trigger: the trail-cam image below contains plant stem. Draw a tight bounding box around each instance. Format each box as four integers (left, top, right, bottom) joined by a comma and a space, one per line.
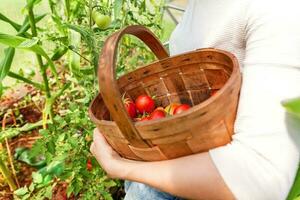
27, 8, 51, 99
0, 158, 17, 191
27, 6, 54, 121
66, 44, 91, 64
5, 138, 20, 188
89, 0, 93, 29
65, 0, 70, 21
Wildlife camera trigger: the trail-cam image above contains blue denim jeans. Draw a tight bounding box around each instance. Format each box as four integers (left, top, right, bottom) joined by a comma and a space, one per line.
124, 181, 184, 200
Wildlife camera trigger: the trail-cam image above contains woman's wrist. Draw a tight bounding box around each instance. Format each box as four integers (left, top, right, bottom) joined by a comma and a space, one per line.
112, 158, 140, 180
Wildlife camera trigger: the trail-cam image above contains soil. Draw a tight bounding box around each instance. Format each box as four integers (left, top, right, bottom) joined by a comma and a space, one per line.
0, 85, 35, 113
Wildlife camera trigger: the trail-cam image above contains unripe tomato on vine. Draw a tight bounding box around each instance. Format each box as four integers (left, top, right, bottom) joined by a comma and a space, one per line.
92, 10, 111, 30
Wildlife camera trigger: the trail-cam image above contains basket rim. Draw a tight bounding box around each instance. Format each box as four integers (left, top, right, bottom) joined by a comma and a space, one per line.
88, 47, 240, 127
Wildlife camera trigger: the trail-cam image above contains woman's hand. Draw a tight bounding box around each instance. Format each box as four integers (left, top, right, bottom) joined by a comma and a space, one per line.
90, 128, 125, 178
90, 128, 233, 199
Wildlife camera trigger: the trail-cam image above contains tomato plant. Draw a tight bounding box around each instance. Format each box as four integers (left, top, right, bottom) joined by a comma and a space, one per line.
0, 0, 167, 199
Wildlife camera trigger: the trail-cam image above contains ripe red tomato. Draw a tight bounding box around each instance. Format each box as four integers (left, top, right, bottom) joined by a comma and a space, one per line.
135, 95, 155, 114
123, 99, 137, 118
211, 90, 219, 96
174, 104, 191, 115
87, 159, 92, 171
150, 110, 166, 120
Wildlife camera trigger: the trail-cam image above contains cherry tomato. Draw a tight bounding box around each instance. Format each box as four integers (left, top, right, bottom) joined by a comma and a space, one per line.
87, 159, 92, 171
135, 95, 155, 114
123, 98, 137, 119
92, 11, 111, 29
164, 103, 180, 115
150, 110, 166, 120
91, 10, 99, 20
210, 90, 219, 96
174, 104, 191, 115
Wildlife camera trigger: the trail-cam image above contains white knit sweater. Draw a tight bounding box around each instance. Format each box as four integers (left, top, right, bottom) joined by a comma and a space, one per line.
169, 0, 300, 199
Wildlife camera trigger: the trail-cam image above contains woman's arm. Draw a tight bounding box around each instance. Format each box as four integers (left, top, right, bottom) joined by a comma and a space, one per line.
90, 129, 235, 199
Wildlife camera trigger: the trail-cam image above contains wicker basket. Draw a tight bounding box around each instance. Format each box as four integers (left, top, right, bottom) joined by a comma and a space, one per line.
89, 25, 241, 161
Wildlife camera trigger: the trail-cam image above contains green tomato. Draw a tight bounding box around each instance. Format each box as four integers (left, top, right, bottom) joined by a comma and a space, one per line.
93, 13, 111, 30
91, 10, 99, 20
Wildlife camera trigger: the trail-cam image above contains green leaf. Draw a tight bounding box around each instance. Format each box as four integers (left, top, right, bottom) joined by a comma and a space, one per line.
67, 184, 74, 197
29, 182, 35, 192
19, 120, 46, 132
45, 161, 64, 176
51, 15, 67, 34
0, 13, 46, 86
282, 97, 300, 118
21, 193, 31, 200
32, 172, 43, 184
53, 81, 71, 101
8, 71, 44, 90
287, 166, 300, 200
18, 14, 47, 36
114, 0, 123, 20
18, 38, 39, 48
42, 174, 52, 185
43, 185, 53, 199
0, 32, 58, 78
51, 46, 68, 61
0, 47, 15, 81
0, 82, 3, 97
0, 12, 21, 31
0, 128, 20, 143
103, 180, 117, 188
14, 186, 29, 196
64, 23, 98, 72
294, 196, 300, 200
14, 147, 46, 168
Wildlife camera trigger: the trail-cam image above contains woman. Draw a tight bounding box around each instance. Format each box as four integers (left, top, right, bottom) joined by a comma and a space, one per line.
90, 0, 300, 199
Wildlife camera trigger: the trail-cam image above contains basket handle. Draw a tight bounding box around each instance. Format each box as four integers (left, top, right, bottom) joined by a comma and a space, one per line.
98, 25, 169, 148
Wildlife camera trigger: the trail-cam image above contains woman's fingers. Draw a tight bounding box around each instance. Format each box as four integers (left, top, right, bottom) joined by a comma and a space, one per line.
90, 142, 94, 154
90, 128, 125, 178
92, 128, 114, 154
93, 128, 106, 145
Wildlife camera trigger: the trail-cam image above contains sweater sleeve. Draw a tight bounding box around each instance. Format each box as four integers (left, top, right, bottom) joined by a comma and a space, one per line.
209, 1, 300, 199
